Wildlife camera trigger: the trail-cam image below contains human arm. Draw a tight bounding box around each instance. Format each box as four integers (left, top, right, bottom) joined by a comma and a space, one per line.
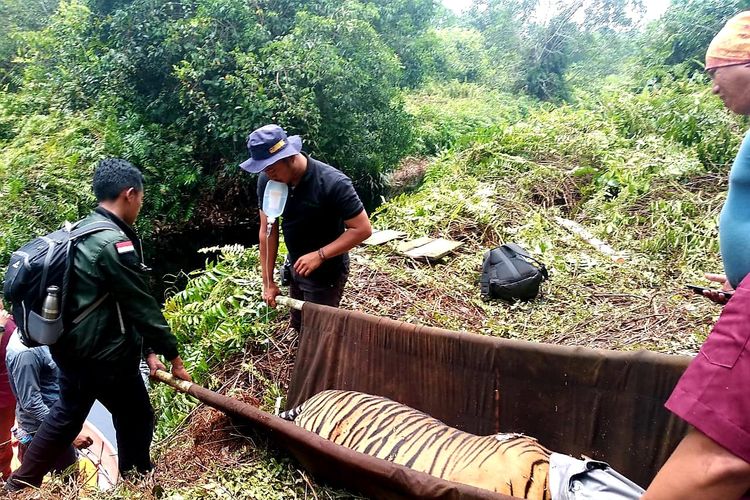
145, 351, 166, 376
169, 357, 191, 381
259, 209, 281, 307
702, 273, 735, 305
96, 242, 190, 380
293, 210, 373, 277
642, 427, 750, 500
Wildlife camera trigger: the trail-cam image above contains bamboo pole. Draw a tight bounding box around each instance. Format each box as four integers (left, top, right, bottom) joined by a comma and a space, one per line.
152, 369, 194, 393
151, 369, 283, 425
276, 295, 304, 310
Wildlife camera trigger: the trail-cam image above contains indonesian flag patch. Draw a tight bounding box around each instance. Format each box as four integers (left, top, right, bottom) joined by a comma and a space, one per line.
116, 241, 135, 255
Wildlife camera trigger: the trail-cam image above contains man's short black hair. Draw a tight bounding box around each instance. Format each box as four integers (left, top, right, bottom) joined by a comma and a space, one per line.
93, 158, 144, 201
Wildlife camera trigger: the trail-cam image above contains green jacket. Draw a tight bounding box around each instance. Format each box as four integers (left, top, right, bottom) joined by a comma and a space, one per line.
50, 208, 179, 368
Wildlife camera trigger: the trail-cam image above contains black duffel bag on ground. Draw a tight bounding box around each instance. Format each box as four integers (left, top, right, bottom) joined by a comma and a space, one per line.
480, 243, 549, 302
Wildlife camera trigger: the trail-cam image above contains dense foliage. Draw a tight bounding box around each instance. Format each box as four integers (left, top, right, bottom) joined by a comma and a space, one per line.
405, 82, 535, 156
147, 245, 267, 441
0, 0, 417, 262
640, 0, 750, 75
2, 0, 743, 263
393, 78, 745, 277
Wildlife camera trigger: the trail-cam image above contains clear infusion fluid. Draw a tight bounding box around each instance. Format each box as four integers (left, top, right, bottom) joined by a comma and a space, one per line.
262, 180, 288, 236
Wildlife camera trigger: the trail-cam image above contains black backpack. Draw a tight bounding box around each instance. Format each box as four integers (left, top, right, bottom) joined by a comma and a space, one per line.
3, 220, 120, 346
480, 243, 549, 302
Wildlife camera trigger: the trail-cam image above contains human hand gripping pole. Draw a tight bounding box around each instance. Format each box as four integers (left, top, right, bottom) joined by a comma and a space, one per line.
147, 353, 192, 381
152, 369, 195, 393
73, 434, 94, 449
171, 358, 192, 382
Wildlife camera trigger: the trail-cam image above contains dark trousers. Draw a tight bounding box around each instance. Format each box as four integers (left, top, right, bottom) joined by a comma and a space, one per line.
7, 363, 154, 489
18, 441, 77, 474
289, 268, 349, 331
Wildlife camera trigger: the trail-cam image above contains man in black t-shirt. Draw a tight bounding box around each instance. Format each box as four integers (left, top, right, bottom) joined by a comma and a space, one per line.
240, 124, 372, 330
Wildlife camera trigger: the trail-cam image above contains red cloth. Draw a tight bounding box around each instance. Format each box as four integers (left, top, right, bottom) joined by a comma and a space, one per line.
0, 404, 14, 479
666, 273, 750, 463
0, 318, 16, 480
0, 319, 15, 409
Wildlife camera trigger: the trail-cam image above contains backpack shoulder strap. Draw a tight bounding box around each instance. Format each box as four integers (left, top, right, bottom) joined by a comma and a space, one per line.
60, 220, 123, 318
37, 236, 58, 300
69, 220, 121, 240
503, 243, 549, 280
496, 246, 522, 279
504, 243, 532, 259
480, 250, 492, 298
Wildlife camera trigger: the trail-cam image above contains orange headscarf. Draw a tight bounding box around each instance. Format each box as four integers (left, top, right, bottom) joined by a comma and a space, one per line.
706, 11, 750, 70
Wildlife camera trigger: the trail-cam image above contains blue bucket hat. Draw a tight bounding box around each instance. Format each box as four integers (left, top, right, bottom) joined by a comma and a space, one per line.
239, 124, 302, 173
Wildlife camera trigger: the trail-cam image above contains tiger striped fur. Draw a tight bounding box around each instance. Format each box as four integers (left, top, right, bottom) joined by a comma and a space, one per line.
281, 390, 551, 499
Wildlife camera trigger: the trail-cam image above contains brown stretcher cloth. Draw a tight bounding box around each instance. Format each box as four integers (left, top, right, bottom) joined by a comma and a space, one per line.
280, 302, 692, 498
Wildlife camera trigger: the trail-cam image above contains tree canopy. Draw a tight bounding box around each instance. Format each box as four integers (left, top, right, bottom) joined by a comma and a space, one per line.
1, 0, 745, 263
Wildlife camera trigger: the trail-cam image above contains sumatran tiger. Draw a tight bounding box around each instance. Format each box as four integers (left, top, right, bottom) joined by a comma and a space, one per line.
280, 390, 552, 499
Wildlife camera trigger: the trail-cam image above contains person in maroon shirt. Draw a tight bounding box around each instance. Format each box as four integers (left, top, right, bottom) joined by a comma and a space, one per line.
0, 303, 17, 479
644, 12, 750, 500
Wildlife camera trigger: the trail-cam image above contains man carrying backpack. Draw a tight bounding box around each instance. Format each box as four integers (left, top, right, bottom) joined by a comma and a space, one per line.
5, 158, 191, 492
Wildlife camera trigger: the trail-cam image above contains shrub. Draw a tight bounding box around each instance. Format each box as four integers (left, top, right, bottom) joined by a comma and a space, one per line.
157, 244, 273, 438
405, 82, 535, 156
0, 110, 102, 262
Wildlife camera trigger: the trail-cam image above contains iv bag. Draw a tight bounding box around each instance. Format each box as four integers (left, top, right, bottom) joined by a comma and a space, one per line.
263, 180, 288, 221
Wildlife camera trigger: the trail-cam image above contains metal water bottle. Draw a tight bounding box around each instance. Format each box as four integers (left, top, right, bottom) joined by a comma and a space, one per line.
41, 285, 60, 320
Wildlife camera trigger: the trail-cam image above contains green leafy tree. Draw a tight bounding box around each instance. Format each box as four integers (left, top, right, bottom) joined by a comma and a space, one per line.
0, 0, 60, 87
362, 0, 438, 87
0, 0, 415, 264
466, 0, 643, 100
430, 27, 492, 83
0, 108, 102, 261
641, 0, 750, 75
523, 13, 578, 100
261, 5, 411, 206
464, 0, 530, 88
566, 27, 639, 89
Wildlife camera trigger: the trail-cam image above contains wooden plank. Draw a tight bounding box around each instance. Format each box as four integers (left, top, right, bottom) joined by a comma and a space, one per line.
397, 236, 434, 254
404, 238, 463, 260
363, 229, 407, 246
